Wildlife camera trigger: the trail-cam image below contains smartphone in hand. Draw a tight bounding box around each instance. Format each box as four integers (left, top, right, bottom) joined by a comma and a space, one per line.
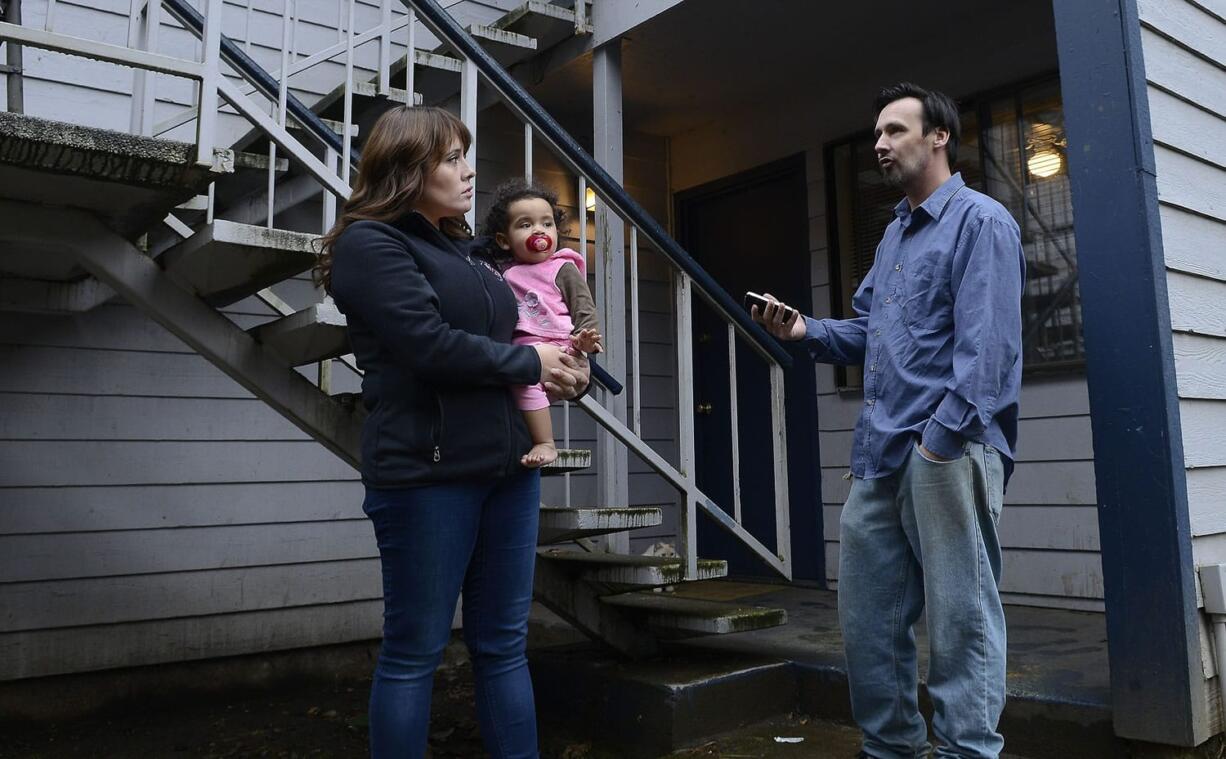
744, 291, 797, 322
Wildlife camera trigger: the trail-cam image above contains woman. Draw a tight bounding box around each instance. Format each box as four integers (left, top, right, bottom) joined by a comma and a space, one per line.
317, 106, 589, 759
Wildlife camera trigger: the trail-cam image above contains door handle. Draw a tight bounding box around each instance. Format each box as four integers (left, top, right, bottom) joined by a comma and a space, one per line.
696, 402, 713, 415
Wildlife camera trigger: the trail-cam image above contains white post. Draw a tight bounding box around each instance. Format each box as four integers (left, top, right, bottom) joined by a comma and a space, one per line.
593, 39, 628, 551
563, 400, 571, 507
675, 272, 698, 580
405, 8, 415, 98
43, 0, 57, 32
769, 363, 790, 575
243, 0, 254, 55
630, 227, 641, 437
378, 0, 391, 96
323, 146, 339, 231
461, 56, 477, 229
269, 0, 292, 230
523, 123, 533, 182
128, 0, 160, 136
728, 324, 742, 523
195, 0, 223, 167
341, 0, 355, 184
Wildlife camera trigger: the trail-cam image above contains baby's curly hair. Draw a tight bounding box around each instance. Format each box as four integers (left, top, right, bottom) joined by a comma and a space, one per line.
480, 178, 570, 264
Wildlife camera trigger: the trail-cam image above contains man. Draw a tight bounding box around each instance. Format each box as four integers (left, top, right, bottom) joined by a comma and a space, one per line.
753, 83, 1024, 758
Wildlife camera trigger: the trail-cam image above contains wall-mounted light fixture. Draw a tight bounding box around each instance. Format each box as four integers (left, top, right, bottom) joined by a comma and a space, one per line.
585, 186, 596, 213
1025, 120, 1066, 180
1027, 150, 1063, 179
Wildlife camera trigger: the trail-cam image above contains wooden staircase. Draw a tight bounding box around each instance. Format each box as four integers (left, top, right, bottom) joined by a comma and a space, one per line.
0, 0, 789, 663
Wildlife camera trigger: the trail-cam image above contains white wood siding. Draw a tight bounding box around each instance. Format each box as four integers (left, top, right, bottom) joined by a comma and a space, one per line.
1138, 0, 1226, 732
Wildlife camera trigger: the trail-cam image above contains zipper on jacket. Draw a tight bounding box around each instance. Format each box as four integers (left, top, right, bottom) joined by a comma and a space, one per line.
432, 392, 445, 463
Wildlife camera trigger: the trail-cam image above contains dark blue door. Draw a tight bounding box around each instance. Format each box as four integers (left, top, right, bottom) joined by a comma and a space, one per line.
675, 155, 823, 582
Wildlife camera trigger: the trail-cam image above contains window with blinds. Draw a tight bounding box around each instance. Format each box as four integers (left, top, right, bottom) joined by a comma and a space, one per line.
825, 77, 1083, 389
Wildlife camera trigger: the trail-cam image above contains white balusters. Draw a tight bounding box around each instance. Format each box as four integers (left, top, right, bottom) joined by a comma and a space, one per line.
674, 271, 698, 580
195, 0, 222, 168
728, 324, 742, 524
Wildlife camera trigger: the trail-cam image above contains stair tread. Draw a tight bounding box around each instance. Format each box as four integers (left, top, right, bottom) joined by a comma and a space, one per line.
538, 550, 728, 587
540, 448, 590, 475
599, 591, 788, 635
252, 302, 349, 366
160, 221, 318, 307
538, 505, 663, 524
538, 550, 725, 571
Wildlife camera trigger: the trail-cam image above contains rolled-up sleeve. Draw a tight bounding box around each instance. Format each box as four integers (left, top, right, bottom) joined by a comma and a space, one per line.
921, 215, 1025, 458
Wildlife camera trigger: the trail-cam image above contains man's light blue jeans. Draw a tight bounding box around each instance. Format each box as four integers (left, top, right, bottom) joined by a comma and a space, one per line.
839, 440, 1006, 759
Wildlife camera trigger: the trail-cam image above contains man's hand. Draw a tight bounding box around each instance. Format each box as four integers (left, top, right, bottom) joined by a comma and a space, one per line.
916, 443, 954, 462
750, 293, 806, 341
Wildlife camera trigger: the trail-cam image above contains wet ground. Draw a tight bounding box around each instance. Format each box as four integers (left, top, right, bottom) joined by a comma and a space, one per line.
0, 656, 862, 758
0, 654, 1033, 759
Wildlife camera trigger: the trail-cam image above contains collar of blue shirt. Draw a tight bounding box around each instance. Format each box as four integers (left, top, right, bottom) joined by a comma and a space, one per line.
894, 172, 968, 228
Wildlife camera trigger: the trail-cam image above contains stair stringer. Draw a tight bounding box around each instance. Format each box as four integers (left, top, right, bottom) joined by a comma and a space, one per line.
0, 200, 363, 468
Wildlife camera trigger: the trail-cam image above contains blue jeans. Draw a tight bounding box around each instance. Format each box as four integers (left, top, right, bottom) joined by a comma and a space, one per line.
363, 468, 541, 759
838, 441, 1006, 759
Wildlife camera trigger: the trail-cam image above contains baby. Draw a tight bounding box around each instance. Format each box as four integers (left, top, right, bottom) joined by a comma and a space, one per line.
482, 178, 603, 467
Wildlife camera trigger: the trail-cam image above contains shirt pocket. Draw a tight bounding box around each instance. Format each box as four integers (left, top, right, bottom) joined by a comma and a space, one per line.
900, 255, 952, 334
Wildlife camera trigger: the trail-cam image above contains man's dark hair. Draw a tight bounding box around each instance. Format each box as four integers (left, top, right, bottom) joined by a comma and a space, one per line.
874, 82, 961, 170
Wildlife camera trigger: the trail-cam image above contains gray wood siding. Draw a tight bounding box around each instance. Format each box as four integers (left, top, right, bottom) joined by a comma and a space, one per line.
0, 302, 373, 680
5, 0, 524, 145
1138, 0, 1226, 733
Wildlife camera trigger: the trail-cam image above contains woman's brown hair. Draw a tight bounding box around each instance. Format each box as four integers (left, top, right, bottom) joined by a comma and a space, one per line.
314, 106, 472, 292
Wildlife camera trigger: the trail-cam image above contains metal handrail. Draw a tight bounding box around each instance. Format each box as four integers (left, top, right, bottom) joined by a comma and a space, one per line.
406, 0, 793, 370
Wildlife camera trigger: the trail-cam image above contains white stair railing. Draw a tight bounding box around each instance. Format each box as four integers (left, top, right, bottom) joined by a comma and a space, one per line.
0, 0, 794, 581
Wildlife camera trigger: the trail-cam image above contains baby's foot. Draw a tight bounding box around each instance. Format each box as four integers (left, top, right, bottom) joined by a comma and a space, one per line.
521, 442, 558, 468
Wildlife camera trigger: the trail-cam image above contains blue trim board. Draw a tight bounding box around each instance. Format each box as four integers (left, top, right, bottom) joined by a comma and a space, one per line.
1052, 0, 1203, 745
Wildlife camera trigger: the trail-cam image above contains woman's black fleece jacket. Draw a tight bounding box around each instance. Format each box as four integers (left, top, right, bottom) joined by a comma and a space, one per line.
329, 212, 542, 487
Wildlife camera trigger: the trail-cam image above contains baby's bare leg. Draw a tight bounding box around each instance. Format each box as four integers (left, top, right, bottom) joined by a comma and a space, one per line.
521, 408, 558, 467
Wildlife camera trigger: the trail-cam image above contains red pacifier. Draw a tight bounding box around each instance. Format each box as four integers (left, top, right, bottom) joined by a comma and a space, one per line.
526, 233, 553, 253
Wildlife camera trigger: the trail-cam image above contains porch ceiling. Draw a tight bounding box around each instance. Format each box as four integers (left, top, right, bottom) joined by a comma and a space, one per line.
531, 0, 1060, 137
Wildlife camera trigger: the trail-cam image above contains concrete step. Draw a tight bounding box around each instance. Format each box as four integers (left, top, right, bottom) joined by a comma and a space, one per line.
599, 590, 788, 636
159, 220, 317, 306
434, 23, 537, 69
538, 548, 727, 587
541, 447, 590, 476
0, 112, 218, 282
538, 506, 662, 545
494, 1, 593, 50
251, 301, 349, 366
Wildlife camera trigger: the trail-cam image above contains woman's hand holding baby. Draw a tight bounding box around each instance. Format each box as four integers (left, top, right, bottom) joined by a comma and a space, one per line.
533, 343, 590, 400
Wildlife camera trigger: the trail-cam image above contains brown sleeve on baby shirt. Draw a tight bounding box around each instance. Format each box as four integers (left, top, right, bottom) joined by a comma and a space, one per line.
555, 262, 600, 334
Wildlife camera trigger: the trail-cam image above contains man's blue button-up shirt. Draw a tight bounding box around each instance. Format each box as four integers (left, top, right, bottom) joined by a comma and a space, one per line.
802, 173, 1025, 481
